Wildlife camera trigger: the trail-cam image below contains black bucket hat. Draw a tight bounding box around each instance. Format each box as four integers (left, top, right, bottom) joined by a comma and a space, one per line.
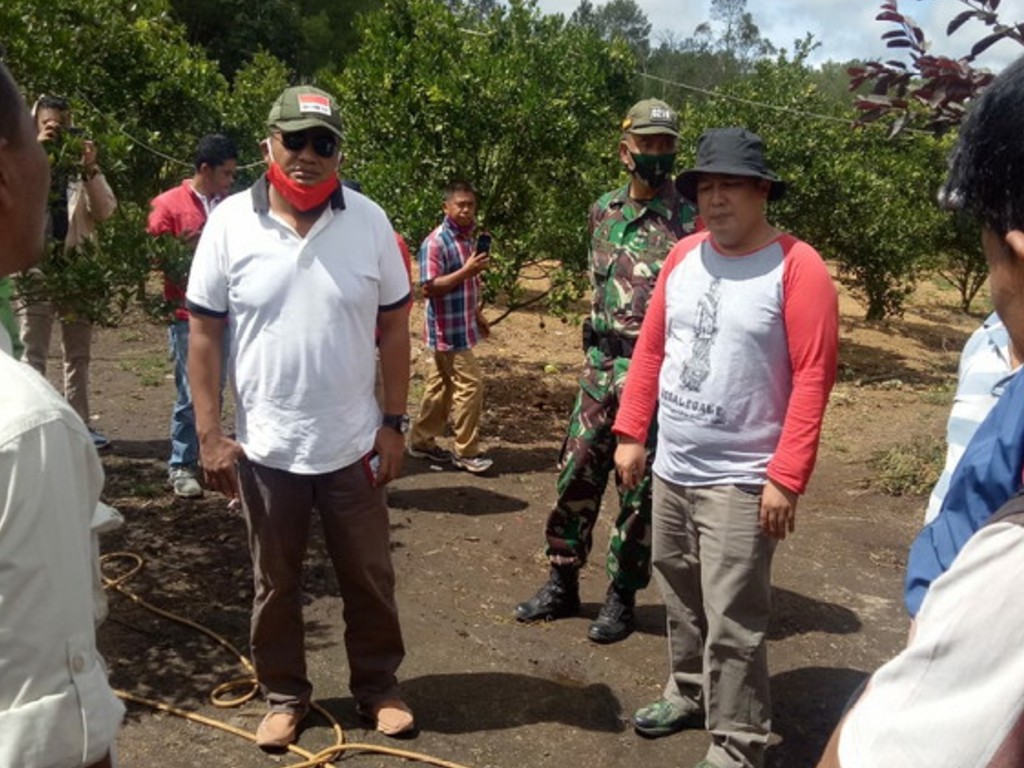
675, 127, 786, 202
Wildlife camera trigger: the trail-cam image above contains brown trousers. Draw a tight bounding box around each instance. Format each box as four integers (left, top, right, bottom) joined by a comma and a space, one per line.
409, 348, 484, 458
237, 455, 405, 712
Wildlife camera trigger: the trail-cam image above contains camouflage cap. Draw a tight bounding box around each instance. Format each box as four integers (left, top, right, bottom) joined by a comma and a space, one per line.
266, 85, 343, 139
621, 98, 679, 137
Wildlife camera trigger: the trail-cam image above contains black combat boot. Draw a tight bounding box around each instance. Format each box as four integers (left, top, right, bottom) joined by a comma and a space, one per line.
514, 565, 581, 622
587, 583, 636, 644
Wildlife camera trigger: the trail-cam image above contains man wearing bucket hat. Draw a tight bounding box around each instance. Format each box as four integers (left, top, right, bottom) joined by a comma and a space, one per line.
187, 85, 415, 749
613, 127, 838, 768
514, 98, 695, 644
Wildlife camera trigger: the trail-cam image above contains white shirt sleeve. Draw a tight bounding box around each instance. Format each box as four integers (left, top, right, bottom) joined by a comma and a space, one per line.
839, 522, 1024, 767
0, 389, 124, 767
377, 216, 410, 309
186, 200, 231, 315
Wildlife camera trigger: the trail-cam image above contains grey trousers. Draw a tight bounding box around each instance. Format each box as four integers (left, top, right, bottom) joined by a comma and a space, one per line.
652, 477, 777, 768
238, 455, 405, 713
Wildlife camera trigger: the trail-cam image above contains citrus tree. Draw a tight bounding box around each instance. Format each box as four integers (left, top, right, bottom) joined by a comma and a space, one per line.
328, 0, 636, 319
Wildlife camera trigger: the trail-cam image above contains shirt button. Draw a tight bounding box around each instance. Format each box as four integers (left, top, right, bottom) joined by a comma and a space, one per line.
72, 654, 86, 673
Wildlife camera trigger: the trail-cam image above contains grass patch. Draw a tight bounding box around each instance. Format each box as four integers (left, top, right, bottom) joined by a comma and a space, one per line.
919, 379, 956, 406
868, 436, 944, 497
119, 353, 171, 387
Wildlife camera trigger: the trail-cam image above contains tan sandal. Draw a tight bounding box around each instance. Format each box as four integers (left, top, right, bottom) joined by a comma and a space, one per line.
360, 698, 415, 736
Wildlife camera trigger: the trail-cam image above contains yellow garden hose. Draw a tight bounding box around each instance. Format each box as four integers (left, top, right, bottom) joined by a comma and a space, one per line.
100, 551, 471, 768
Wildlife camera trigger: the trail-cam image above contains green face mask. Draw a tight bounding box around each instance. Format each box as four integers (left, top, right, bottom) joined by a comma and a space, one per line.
629, 151, 676, 189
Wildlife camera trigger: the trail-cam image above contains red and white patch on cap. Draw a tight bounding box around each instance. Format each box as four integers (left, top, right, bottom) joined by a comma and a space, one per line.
297, 94, 331, 116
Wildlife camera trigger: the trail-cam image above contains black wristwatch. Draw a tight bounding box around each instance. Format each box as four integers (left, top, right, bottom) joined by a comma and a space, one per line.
382, 413, 410, 435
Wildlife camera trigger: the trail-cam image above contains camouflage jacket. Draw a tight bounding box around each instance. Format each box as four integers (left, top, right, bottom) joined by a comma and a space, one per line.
586, 183, 695, 381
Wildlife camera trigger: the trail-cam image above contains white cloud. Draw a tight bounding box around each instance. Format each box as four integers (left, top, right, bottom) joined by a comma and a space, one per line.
531, 0, 1024, 71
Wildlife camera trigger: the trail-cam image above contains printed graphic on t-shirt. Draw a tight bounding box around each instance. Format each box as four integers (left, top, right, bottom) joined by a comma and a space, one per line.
679, 277, 720, 391
659, 388, 727, 424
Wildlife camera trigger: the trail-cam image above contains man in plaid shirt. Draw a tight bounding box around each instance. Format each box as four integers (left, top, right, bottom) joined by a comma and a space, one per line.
408, 180, 493, 474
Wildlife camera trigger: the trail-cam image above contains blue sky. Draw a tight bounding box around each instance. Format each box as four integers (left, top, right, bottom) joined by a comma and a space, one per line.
532, 0, 1024, 71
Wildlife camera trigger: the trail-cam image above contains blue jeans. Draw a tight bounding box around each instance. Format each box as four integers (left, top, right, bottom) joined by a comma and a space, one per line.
169, 320, 229, 471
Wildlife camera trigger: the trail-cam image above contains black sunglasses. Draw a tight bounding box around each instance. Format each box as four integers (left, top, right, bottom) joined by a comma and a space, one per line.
278, 131, 338, 158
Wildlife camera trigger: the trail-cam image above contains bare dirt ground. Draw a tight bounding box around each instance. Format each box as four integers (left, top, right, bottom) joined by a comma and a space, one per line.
57, 268, 980, 768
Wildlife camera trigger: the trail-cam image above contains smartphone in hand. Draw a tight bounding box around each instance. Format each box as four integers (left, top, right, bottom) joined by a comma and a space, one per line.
475, 232, 492, 254
362, 450, 381, 486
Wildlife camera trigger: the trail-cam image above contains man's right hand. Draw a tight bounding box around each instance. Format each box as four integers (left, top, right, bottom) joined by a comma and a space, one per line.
37, 120, 61, 144
465, 251, 490, 276
614, 438, 647, 490
199, 433, 244, 503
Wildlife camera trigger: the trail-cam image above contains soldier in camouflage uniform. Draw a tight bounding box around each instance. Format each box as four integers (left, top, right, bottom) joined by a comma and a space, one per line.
514, 99, 696, 643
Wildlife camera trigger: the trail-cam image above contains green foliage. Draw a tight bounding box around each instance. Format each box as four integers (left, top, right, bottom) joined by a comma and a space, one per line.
931, 211, 987, 314
331, 0, 635, 319
168, 0, 381, 78
1, 0, 290, 324
570, 0, 652, 63
168, 0, 301, 78
869, 436, 944, 497
645, 0, 776, 97
14, 202, 151, 326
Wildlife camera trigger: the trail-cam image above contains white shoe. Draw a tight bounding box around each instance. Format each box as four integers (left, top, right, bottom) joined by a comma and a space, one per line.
451, 454, 493, 474
169, 467, 203, 498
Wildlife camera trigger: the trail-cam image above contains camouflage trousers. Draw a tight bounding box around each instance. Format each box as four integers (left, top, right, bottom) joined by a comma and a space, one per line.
544, 371, 657, 592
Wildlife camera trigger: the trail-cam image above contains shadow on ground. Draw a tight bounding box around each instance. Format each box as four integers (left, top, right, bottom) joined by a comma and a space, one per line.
388, 485, 530, 515
319, 673, 623, 735
769, 587, 861, 640
767, 666, 869, 768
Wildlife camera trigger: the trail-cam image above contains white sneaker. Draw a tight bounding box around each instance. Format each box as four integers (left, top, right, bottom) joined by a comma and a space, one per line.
451, 454, 493, 474
169, 467, 203, 498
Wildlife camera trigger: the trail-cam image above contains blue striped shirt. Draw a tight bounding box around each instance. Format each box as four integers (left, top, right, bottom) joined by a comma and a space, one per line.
925, 313, 1012, 523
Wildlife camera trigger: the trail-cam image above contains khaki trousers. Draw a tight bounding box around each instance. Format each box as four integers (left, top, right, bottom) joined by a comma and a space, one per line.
652, 477, 777, 768
237, 456, 405, 712
409, 349, 484, 458
18, 299, 93, 423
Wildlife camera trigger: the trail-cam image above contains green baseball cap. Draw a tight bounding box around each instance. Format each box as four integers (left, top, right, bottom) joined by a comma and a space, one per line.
266, 85, 343, 139
621, 98, 679, 137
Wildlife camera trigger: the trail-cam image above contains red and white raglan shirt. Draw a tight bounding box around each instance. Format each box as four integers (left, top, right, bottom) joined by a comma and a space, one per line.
613, 231, 838, 493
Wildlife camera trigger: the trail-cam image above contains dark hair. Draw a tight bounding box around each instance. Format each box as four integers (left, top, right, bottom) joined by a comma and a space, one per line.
35, 94, 70, 114
941, 55, 1024, 235
195, 133, 238, 171
443, 180, 477, 201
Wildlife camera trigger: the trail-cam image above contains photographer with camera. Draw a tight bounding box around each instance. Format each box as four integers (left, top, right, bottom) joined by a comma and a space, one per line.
17, 95, 117, 450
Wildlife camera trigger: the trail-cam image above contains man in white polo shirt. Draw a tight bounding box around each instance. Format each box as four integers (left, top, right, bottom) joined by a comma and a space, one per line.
186, 85, 415, 750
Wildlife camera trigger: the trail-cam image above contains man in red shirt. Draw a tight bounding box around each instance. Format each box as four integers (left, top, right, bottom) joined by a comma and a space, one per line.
614, 128, 838, 768
147, 134, 238, 498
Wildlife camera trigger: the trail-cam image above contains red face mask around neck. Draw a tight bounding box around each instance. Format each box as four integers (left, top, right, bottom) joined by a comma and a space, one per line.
267, 162, 339, 212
